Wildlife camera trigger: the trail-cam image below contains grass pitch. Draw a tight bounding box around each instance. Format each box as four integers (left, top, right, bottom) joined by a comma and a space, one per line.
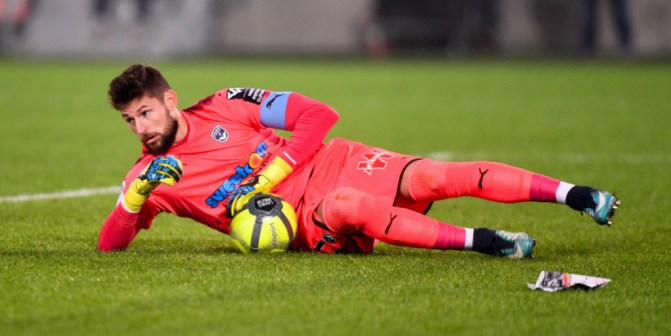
1, 59, 670, 335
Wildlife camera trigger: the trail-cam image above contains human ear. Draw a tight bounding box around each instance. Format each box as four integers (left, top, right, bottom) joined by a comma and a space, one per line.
164, 90, 178, 111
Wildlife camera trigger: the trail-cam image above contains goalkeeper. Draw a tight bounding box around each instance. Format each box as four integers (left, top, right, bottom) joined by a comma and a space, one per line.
99, 64, 620, 258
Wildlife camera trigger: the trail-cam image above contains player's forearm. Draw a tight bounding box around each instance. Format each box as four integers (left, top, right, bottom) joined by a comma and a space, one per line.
282, 101, 339, 167
100, 156, 181, 251
98, 204, 140, 252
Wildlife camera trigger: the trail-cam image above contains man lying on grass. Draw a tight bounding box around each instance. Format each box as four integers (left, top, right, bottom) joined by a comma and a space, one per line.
99, 64, 619, 258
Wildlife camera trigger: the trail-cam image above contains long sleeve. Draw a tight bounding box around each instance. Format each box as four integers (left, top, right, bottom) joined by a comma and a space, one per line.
260, 92, 339, 168
98, 202, 154, 252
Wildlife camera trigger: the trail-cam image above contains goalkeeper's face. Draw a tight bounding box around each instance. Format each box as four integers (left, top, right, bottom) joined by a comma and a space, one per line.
121, 94, 179, 155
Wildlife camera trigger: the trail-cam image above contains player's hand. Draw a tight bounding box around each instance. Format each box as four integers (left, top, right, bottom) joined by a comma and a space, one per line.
123, 156, 183, 213
226, 156, 293, 218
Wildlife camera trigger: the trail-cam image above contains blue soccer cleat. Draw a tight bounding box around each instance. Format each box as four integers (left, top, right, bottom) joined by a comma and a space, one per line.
583, 190, 620, 226
493, 230, 536, 259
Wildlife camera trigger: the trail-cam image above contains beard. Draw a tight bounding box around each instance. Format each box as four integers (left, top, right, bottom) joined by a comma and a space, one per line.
143, 114, 178, 155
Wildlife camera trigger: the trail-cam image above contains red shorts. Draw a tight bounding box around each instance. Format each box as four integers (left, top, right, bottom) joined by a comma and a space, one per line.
288, 138, 431, 253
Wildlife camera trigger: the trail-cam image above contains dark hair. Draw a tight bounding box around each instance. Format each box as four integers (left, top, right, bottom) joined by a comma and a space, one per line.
108, 64, 171, 110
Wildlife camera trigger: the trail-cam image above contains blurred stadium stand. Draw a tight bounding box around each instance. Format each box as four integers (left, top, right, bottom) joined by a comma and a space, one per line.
1, 0, 670, 59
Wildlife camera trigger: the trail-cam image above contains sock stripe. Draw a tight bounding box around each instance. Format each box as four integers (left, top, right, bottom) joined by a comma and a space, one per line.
464, 228, 474, 250
556, 182, 575, 204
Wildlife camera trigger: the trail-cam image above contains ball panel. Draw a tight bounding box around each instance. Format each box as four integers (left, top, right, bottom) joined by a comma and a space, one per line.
277, 211, 294, 241
229, 193, 297, 254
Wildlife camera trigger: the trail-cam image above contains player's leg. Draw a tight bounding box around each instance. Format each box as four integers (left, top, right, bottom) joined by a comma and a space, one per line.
400, 159, 619, 225
316, 187, 535, 259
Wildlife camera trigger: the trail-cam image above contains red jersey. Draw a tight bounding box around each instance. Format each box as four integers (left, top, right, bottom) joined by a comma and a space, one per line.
99, 88, 338, 250
99, 88, 427, 253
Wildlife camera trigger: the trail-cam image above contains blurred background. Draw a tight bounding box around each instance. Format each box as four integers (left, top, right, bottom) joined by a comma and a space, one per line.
1, 0, 669, 60
1, 3, 670, 333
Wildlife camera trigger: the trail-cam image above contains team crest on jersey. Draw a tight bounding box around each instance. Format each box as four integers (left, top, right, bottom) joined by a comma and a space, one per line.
211, 125, 229, 142
226, 87, 266, 105
357, 149, 393, 175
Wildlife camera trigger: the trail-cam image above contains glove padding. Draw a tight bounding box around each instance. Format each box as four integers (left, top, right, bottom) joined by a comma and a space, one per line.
226, 156, 293, 218
123, 156, 183, 213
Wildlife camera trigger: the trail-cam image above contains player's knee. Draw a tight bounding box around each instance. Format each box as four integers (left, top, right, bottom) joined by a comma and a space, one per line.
322, 187, 371, 235
407, 159, 450, 200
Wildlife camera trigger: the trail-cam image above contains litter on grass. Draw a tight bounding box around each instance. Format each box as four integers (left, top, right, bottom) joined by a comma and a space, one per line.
527, 271, 611, 292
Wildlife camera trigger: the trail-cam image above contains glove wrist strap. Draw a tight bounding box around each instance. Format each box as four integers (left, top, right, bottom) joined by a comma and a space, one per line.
123, 183, 149, 213
261, 157, 294, 190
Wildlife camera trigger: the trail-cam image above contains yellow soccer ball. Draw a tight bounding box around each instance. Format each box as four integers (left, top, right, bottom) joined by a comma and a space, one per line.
229, 193, 298, 253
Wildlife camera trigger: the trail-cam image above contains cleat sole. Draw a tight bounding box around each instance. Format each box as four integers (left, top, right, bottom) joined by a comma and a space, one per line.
606, 197, 620, 226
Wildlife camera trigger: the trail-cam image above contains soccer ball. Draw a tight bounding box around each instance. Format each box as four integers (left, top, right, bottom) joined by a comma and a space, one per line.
229, 193, 298, 254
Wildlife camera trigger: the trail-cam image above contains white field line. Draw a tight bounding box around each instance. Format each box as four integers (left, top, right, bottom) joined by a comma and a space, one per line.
0, 186, 119, 203
1, 151, 669, 204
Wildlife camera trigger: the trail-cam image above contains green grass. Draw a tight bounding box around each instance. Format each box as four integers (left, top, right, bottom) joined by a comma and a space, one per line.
1, 59, 670, 335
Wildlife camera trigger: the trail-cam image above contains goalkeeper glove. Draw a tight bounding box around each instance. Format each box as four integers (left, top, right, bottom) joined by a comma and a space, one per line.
123, 156, 183, 213
226, 156, 293, 218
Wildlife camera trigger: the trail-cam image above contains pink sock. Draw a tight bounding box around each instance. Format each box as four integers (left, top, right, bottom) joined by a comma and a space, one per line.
407, 159, 568, 203
322, 187, 468, 250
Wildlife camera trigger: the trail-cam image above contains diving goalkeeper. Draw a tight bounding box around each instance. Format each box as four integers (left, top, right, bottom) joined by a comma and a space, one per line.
98, 64, 620, 258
